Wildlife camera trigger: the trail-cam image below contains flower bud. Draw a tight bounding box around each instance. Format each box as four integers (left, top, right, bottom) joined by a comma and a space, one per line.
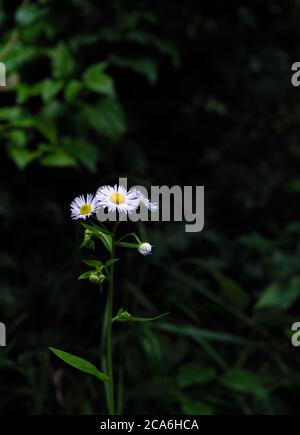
138, 242, 152, 256
82, 229, 94, 249
89, 272, 101, 284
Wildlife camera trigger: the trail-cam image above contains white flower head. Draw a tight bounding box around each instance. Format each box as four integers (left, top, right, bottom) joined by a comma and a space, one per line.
134, 189, 158, 212
138, 242, 152, 256
96, 184, 139, 214
70, 194, 100, 220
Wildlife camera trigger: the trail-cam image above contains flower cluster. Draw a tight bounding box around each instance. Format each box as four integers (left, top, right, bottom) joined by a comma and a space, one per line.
70, 184, 157, 255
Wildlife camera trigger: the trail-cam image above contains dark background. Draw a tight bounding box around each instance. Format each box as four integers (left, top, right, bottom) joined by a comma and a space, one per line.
1, 0, 300, 415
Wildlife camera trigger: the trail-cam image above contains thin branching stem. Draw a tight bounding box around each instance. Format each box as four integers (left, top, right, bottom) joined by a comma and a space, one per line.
106, 222, 118, 415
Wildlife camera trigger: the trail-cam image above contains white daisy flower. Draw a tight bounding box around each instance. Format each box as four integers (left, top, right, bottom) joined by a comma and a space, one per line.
138, 242, 152, 256
70, 194, 99, 220
96, 184, 139, 213
134, 190, 158, 211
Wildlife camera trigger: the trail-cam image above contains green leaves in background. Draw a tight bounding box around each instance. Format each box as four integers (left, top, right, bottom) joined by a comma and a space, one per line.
177, 363, 216, 388
219, 277, 250, 309
220, 369, 268, 400
110, 55, 158, 84
50, 43, 75, 79
2, 0, 176, 172
255, 276, 300, 311
15, 3, 47, 26
83, 62, 115, 97
40, 147, 77, 168
49, 348, 108, 382
181, 400, 214, 416
83, 98, 126, 141
8, 148, 43, 170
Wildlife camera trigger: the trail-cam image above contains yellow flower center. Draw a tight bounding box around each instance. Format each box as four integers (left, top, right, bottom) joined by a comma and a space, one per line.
109, 192, 125, 204
79, 204, 92, 215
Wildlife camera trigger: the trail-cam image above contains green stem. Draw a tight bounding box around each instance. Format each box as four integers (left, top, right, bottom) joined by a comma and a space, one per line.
106, 223, 118, 415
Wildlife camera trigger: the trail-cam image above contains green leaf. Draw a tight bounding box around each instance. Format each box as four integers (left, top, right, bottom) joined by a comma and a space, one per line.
154, 322, 249, 344
82, 259, 104, 269
0, 107, 23, 121
220, 369, 268, 399
42, 80, 63, 103
181, 399, 213, 415
50, 43, 75, 78
49, 347, 108, 381
83, 63, 115, 97
16, 4, 47, 26
255, 276, 300, 311
40, 148, 77, 167
34, 117, 57, 143
96, 231, 112, 252
6, 130, 27, 147
110, 55, 158, 84
219, 277, 249, 309
61, 137, 100, 172
64, 80, 83, 102
177, 363, 216, 388
8, 148, 41, 170
84, 99, 126, 141
105, 259, 119, 267
5, 46, 37, 74
78, 271, 94, 280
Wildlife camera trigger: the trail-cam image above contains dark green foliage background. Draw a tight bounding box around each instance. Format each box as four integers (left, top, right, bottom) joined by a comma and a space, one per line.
1, 0, 300, 415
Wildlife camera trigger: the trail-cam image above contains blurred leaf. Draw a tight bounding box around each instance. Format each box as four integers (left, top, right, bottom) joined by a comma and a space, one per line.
61, 137, 100, 172
83, 63, 115, 97
8, 148, 41, 170
40, 148, 77, 167
155, 322, 250, 344
84, 98, 126, 141
177, 363, 216, 388
50, 43, 75, 78
220, 369, 268, 399
6, 130, 26, 147
0, 107, 23, 121
219, 277, 250, 309
181, 399, 214, 415
15, 4, 47, 26
49, 347, 108, 381
34, 117, 57, 143
255, 277, 300, 310
42, 79, 63, 102
5, 46, 37, 73
64, 80, 83, 102
110, 55, 158, 84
